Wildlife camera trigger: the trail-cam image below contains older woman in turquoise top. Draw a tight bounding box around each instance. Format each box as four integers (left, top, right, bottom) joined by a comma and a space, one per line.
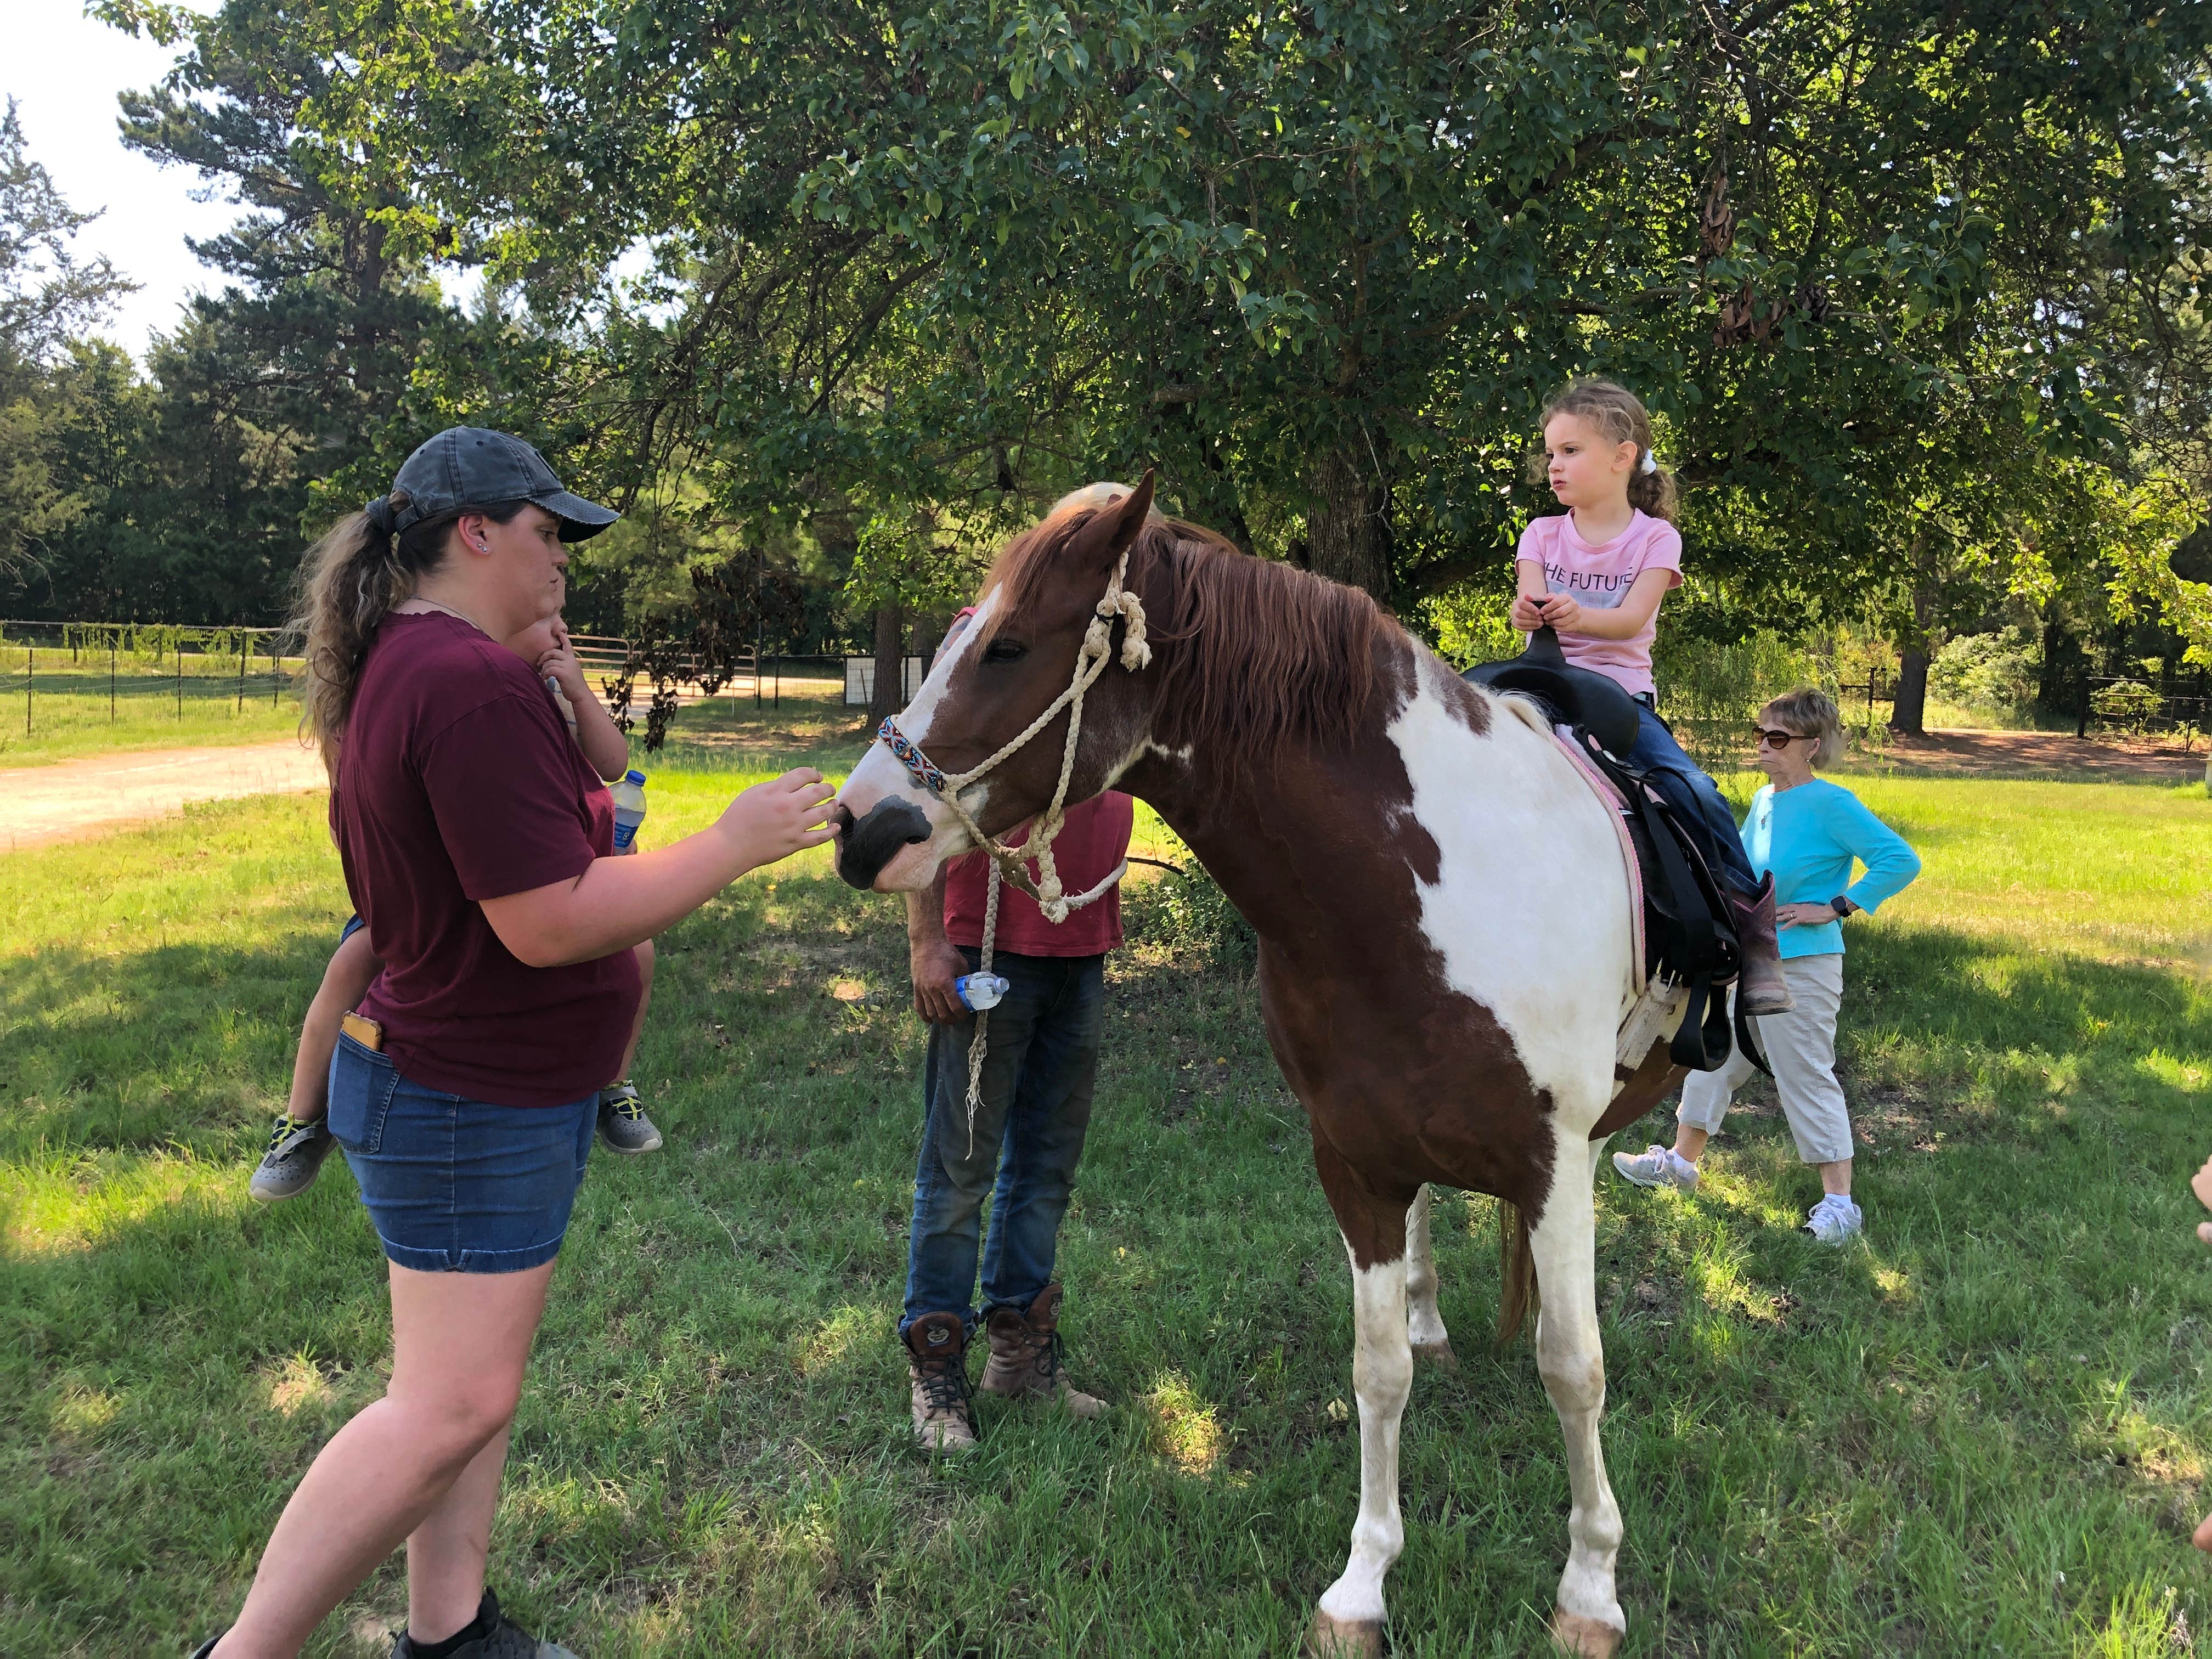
1613, 688, 1921, 1244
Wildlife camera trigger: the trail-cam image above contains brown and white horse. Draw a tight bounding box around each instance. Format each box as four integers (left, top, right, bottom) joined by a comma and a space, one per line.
833, 478, 1683, 1658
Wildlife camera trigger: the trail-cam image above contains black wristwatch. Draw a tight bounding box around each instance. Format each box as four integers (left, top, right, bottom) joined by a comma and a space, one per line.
1829, 895, 1856, 917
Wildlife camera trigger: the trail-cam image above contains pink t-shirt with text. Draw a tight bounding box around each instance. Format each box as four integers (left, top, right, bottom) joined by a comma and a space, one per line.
1514, 509, 1683, 696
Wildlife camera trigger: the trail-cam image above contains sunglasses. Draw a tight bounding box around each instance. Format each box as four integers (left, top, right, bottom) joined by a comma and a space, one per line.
1753, 727, 1812, 748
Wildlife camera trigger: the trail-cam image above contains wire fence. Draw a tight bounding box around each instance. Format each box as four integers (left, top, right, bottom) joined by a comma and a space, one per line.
0, 623, 872, 751
2074, 677, 2211, 744
0, 622, 298, 741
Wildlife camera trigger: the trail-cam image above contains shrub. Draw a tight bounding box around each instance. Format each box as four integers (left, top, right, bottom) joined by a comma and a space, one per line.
1126, 856, 1256, 972
1652, 628, 1828, 770
1929, 626, 2041, 718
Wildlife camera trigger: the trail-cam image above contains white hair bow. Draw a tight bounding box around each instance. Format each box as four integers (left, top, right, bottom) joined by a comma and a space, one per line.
1640, 449, 1660, 475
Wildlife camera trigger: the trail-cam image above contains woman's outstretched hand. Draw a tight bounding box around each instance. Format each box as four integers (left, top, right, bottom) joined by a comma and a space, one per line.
719, 768, 839, 870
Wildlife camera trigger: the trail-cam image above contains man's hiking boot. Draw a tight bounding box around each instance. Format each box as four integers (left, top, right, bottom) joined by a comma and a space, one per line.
389, 1588, 579, 1658
595, 1081, 662, 1154
249, 1114, 336, 1201
980, 1283, 1107, 1418
905, 1312, 979, 1452
1728, 872, 1795, 1017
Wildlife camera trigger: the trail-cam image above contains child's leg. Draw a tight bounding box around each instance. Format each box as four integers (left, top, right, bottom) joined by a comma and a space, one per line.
1623, 704, 1759, 893
595, 941, 664, 1155
286, 926, 383, 1124
1762, 956, 1853, 1195
611, 938, 654, 1086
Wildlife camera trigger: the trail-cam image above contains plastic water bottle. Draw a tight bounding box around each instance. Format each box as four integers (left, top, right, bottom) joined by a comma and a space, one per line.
610, 769, 647, 854
955, 973, 1009, 1012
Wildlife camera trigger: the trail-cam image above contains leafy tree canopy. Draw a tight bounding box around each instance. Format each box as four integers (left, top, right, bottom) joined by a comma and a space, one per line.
240, 0, 2203, 637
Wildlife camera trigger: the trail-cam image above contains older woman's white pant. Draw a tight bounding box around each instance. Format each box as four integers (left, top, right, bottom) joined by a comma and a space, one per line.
1677, 952, 1853, 1166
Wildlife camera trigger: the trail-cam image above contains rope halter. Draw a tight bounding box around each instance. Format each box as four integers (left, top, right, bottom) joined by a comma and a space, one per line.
874, 543, 1150, 926
872, 544, 1152, 1148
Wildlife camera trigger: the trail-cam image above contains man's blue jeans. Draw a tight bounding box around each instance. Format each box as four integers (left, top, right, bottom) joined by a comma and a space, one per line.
1624, 700, 1758, 894
900, 947, 1105, 1337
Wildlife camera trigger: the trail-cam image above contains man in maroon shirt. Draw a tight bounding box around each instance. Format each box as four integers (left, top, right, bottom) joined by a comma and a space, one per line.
899, 611, 1131, 1452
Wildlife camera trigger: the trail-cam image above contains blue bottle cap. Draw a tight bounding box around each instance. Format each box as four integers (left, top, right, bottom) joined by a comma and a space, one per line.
625, 769, 647, 785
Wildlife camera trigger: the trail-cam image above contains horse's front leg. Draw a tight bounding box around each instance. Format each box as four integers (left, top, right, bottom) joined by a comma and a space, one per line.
1306, 1150, 1415, 1659
1530, 1130, 1627, 1657
1404, 1184, 1457, 1369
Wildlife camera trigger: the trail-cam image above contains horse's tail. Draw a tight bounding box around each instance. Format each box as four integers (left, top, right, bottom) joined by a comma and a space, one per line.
1497, 1198, 1538, 1344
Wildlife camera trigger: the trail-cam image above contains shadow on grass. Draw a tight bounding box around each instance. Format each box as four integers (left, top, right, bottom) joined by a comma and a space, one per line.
4, 901, 2210, 1655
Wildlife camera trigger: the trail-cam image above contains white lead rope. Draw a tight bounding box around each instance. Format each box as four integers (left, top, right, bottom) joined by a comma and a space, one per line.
878, 547, 1152, 1153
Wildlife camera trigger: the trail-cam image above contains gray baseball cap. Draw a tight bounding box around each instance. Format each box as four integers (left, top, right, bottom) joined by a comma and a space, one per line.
373, 427, 620, 542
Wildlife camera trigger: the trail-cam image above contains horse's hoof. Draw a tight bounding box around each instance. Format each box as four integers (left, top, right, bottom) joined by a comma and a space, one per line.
1305, 1609, 1385, 1658
1550, 1608, 1624, 1658
1412, 1338, 1459, 1372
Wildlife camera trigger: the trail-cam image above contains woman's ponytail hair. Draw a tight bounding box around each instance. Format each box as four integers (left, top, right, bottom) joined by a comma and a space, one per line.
1537, 376, 1680, 523
288, 489, 525, 780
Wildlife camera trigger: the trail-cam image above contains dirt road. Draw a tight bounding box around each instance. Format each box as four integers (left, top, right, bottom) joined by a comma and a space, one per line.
1875, 727, 2206, 784
1, 741, 326, 853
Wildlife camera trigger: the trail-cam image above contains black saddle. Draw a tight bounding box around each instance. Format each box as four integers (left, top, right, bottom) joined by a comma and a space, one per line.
1462, 629, 1768, 1077
1462, 627, 1643, 757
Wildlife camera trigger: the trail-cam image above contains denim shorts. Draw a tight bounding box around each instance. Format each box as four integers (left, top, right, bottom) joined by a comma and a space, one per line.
326, 1031, 596, 1273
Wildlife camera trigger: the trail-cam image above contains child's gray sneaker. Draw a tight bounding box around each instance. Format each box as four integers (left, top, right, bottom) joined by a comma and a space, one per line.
1611, 1144, 1700, 1191
1802, 1193, 1864, 1245
250, 1115, 336, 1201
596, 1082, 662, 1154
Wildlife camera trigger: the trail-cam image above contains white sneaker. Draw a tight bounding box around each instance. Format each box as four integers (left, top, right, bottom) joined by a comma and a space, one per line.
1611, 1144, 1700, 1191
1803, 1194, 1864, 1244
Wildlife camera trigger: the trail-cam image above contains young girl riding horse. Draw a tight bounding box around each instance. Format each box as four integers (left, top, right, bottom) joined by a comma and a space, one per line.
1511, 377, 1791, 1013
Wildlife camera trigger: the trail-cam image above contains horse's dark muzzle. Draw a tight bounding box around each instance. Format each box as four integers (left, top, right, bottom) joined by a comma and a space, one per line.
837, 797, 933, 890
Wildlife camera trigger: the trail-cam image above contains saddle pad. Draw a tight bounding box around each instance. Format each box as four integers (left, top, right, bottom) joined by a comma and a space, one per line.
1548, 724, 1646, 990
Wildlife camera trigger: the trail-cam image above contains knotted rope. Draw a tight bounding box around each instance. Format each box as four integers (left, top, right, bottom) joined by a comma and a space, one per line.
876, 545, 1152, 1149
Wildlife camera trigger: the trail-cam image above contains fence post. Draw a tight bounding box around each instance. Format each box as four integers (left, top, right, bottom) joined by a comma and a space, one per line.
111, 642, 117, 721
237, 633, 247, 713
272, 634, 280, 706
24, 644, 31, 737
176, 651, 183, 720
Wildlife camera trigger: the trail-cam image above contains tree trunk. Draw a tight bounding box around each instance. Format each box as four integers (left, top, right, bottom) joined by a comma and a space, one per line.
1891, 647, 1929, 736
1889, 583, 1936, 736
911, 614, 944, 672
1305, 444, 1392, 600
866, 603, 905, 723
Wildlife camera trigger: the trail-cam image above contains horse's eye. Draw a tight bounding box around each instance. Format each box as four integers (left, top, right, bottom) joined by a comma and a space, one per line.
983, 639, 1028, 664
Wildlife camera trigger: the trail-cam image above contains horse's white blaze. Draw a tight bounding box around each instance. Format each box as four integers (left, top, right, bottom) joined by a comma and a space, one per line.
1384, 655, 1635, 1127
1318, 1245, 1412, 1628
900, 586, 1000, 746
836, 590, 1001, 888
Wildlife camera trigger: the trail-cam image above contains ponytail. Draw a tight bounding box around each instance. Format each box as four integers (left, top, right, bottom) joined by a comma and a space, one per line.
289, 489, 527, 780
1626, 448, 1679, 523
1538, 376, 1680, 524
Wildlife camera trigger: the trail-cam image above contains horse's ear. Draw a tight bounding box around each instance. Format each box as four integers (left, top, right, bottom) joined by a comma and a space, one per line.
1064, 469, 1156, 575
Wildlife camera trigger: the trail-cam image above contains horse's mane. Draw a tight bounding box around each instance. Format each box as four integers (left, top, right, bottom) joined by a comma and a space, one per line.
981, 507, 1401, 781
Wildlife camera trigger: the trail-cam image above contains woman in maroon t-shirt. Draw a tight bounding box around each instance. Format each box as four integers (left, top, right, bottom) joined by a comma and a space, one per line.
195, 430, 836, 1659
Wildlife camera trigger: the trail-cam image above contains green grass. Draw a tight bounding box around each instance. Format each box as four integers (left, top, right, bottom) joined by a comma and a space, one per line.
0, 644, 303, 767
2, 758, 2209, 1655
